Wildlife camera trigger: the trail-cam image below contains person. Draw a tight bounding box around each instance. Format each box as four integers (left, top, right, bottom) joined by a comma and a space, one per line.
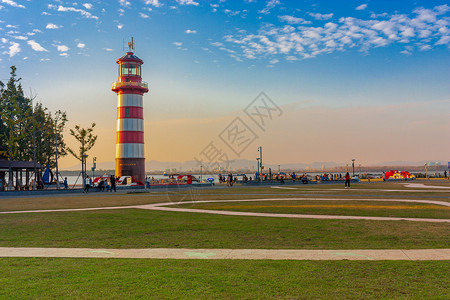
444, 170, 447, 178
344, 172, 351, 189
105, 179, 111, 192
292, 172, 296, 182
98, 179, 105, 192
64, 177, 68, 189
110, 175, 116, 192
83, 175, 92, 193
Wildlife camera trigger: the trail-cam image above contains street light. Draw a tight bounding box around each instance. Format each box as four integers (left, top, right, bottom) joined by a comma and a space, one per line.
92, 157, 97, 179
200, 165, 203, 182
352, 159, 356, 177
256, 158, 260, 181
258, 146, 263, 182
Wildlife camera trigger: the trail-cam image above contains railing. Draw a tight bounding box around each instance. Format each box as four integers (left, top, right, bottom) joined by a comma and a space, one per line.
112, 81, 148, 90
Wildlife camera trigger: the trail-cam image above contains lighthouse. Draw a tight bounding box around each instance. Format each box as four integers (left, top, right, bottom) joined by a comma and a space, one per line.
112, 38, 148, 183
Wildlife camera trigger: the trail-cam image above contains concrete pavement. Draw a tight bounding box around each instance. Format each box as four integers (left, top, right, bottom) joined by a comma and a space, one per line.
0, 247, 449, 260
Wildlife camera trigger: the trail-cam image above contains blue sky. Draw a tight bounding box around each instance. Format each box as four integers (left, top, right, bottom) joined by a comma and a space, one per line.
1, 0, 449, 169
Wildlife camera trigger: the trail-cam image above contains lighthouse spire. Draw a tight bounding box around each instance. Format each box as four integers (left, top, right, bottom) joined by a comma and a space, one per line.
127, 37, 135, 52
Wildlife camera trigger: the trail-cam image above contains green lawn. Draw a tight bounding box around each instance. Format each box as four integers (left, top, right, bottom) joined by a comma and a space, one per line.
1, 182, 449, 212
1, 209, 449, 249
0, 258, 448, 299
186, 200, 450, 219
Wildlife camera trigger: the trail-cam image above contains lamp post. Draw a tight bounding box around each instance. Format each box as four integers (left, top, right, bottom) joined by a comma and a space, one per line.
256, 158, 260, 181
278, 164, 280, 174
92, 157, 97, 179
54, 118, 60, 190
352, 159, 356, 177
258, 146, 263, 182
200, 165, 203, 182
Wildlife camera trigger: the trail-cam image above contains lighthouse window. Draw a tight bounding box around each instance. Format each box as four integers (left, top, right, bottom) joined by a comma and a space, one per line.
125, 108, 130, 117
129, 64, 137, 75
121, 63, 140, 76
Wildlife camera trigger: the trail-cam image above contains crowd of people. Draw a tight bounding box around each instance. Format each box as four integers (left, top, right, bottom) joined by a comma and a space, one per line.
82, 174, 117, 193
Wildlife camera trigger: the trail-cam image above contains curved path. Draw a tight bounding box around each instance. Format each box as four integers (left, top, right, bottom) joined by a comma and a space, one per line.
1, 197, 449, 223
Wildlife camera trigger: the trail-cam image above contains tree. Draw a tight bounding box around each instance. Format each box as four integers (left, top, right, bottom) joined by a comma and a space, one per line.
67, 123, 97, 188
0, 66, 68, 189
29, 104, 68, 169
0, 66, 31, 160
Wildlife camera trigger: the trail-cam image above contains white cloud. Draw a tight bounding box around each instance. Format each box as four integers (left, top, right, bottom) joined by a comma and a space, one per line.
139, 12, 149, 18
48, 4, 99, 20
279, 15, 311, 25
60, 52, 69, 57
27, 40, 48, 52
309, 12, 333, 20
46, 23, 61, 29
54, 44, 69, 52
117, 24, 123, 29
119, 0, 130, 7
185, 29, 197, 34
82, 3, 92, 10
173, 42, 182, 46
176, 0, 199, 6
356, 4, 368, 11
435, 4, 450, 14
8, 42, 20, 57
1, 0, 25, 9
40, 58, 50, 62
145, 0, 161, 7
419, 44, 431, 51
13, 35, 27, 40
103, 48, 113, 51
435, 35, 450, 45
259, 0, 280, 14
221, 4, 450, 61
1, 38, 8, 43
77, 42, 86, 48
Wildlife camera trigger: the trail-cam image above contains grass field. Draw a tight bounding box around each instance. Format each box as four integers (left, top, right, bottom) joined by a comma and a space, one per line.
0, 209, 449, 249
0, 181, 449, 211
0, 181, 449, 298
186, 199, 450, 219
0, 258, 449, 299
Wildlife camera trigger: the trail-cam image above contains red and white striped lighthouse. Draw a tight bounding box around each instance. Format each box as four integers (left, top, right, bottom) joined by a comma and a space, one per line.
112, 38, 148, 183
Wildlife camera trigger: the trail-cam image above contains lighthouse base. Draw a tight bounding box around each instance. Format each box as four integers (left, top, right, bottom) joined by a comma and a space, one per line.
115, 158, 145, 183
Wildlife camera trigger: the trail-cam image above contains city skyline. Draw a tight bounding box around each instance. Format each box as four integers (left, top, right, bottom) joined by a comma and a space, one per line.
1, 0, 449, 169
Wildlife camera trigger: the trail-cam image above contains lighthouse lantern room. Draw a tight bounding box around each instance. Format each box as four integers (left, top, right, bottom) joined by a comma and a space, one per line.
112, 38, 149, 183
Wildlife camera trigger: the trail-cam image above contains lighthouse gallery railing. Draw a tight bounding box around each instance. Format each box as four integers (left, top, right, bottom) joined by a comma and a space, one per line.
112, 81, 148, 89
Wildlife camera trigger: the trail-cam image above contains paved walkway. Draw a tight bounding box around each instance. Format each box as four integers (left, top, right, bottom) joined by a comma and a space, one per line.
1, 197, 449, 223
0, 247, 449, 260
